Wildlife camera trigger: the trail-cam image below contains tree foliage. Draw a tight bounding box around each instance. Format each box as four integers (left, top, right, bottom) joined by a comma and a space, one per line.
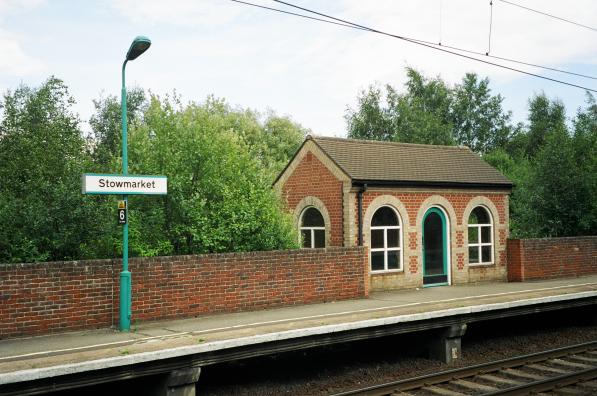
346, 68, 512, 152
346, 69, 453, 145
0, 77, 95, 262
89, 88, 146, 166
123, 95, 299, 256
451, 73, 512, 153
0, 80, 304, 263
347, 68, 596, 238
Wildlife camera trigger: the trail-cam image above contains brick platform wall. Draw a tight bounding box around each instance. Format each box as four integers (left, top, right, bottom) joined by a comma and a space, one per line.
0, 247, 367, 338
507, 236, 597, 281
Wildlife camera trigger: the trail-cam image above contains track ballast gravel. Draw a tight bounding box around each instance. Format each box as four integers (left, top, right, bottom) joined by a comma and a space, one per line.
199, 308, 597, 395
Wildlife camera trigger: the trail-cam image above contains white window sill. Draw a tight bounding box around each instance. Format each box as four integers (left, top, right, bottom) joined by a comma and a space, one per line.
468, 262, 495, 267
370, 269, 404, 275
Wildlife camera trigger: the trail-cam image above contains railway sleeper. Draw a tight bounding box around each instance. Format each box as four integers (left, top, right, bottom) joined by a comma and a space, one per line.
423, 384, 467, 396
476, 373, 524, 386
577, 379, 597, 389
451, 378, 499, 392
551, 358, 593, 369
568, 354, 597, 363
501, 367, 547, 380
527, 363, 572, 374
552, 387, 590, 395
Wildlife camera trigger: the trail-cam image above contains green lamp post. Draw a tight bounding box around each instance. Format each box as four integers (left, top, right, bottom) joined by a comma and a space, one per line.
120, 36, 151, 331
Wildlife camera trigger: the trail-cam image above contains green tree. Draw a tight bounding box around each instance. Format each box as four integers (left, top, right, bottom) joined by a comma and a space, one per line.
0, 77, 94, 262
200, 98, 306, 178
347, 69, 454, 145
483, 149, 532, 237
525, 93, 567, 158
346, 68, 513, 150
89, 88, 146, 167
495, 94, 597, 238
345, 85, 394, 141
523, 129, 580, 236
451, 73, 512, 154
122, 94, 298, 256
570, 94, 597, 235
257, 112, 307, 174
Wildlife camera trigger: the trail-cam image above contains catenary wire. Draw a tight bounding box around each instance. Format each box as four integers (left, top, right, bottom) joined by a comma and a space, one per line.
269, 0, 597, 92
496, 0, 597, 33
228, 0, 597, 82
229, 0, 362, 30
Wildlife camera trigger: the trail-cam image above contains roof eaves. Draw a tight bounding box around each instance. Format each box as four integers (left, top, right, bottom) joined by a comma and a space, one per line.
351, 179, 514, 191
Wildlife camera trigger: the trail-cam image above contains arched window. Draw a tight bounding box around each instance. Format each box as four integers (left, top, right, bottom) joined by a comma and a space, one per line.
468, 206, 493, 265
370, 206, 402, 272
300, 207, 325, 248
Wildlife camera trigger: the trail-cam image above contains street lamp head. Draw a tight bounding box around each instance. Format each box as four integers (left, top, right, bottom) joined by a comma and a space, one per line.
126, 36, 151, 61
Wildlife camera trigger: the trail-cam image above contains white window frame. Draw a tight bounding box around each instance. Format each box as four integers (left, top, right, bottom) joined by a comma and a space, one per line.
300, 207, 326, 249
370, 206, 403, 272
467, 206, 494, 266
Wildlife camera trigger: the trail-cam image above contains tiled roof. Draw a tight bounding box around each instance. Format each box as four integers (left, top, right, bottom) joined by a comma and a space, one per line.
310, 136, 512, 188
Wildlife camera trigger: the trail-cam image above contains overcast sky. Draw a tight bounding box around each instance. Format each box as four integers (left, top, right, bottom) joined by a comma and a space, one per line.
1, 0, 596, 136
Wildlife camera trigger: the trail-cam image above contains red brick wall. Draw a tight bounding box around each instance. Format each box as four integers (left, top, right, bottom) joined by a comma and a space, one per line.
0, 247, 367, 338
361, 191, 507, 229
360, 191, 508, 249
282, 151, 344, 246
507, 237, 597, 281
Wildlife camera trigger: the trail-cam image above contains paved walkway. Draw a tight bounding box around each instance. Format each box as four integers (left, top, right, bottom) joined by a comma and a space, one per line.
2, 275, 597, 381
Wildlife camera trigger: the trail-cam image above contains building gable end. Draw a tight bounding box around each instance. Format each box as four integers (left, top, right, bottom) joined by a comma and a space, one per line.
274, 139, 351, 191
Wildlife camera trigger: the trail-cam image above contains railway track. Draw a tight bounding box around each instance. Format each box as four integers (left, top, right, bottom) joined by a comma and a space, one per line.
331, 341, 597, 396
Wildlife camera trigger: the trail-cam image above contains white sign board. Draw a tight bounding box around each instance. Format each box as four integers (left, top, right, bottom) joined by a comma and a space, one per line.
82, 174, 167, 195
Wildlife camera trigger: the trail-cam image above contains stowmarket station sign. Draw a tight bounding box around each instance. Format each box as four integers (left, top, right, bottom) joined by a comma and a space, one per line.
82, 174, 167, 195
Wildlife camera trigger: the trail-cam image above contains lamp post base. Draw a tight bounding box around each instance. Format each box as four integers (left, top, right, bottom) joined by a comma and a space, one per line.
119, 270, 132, 331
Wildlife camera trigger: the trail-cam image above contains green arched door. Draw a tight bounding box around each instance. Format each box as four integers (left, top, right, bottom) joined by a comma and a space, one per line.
423, 207, 448, 286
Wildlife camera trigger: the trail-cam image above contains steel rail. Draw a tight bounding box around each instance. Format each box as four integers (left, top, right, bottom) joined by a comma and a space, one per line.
330, 340, 597, 396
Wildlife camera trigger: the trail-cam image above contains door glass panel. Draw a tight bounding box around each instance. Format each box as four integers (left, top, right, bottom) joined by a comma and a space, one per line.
469, 246, 479, 263
468, 227, 478, 244
301, 230, 311, 248
371, 229, 384, 249
424, 212, 444, 276
481, 226, 491, 243
387, 228, 399, 248
371, 251, 384, 271
387, 251, 400, 270
482, 246, 492, 263
314, 230, 325, 248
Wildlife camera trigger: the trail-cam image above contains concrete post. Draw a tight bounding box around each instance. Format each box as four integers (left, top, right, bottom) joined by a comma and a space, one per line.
150, 367, 201, 396
428, 323, 467, 364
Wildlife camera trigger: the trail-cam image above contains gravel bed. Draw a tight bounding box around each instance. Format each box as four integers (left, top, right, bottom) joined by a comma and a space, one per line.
199, 308, 597, 395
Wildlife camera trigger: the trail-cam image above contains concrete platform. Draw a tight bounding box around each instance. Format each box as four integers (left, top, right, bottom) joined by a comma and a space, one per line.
2, 275, 597, 395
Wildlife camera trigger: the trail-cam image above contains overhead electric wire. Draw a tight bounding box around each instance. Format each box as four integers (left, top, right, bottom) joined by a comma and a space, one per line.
228, 0, 597, 82
229, 0, 362, 30
230, 0, 597, 86
496, 0, 597, 33
267, 0, 597, 93
421, 40, 596, 81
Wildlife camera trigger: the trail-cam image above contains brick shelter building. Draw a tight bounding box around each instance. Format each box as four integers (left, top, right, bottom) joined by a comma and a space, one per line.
274, 135, 513, 291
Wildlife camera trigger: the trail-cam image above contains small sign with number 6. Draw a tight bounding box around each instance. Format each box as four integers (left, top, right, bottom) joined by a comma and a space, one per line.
118, 200, 127, 225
